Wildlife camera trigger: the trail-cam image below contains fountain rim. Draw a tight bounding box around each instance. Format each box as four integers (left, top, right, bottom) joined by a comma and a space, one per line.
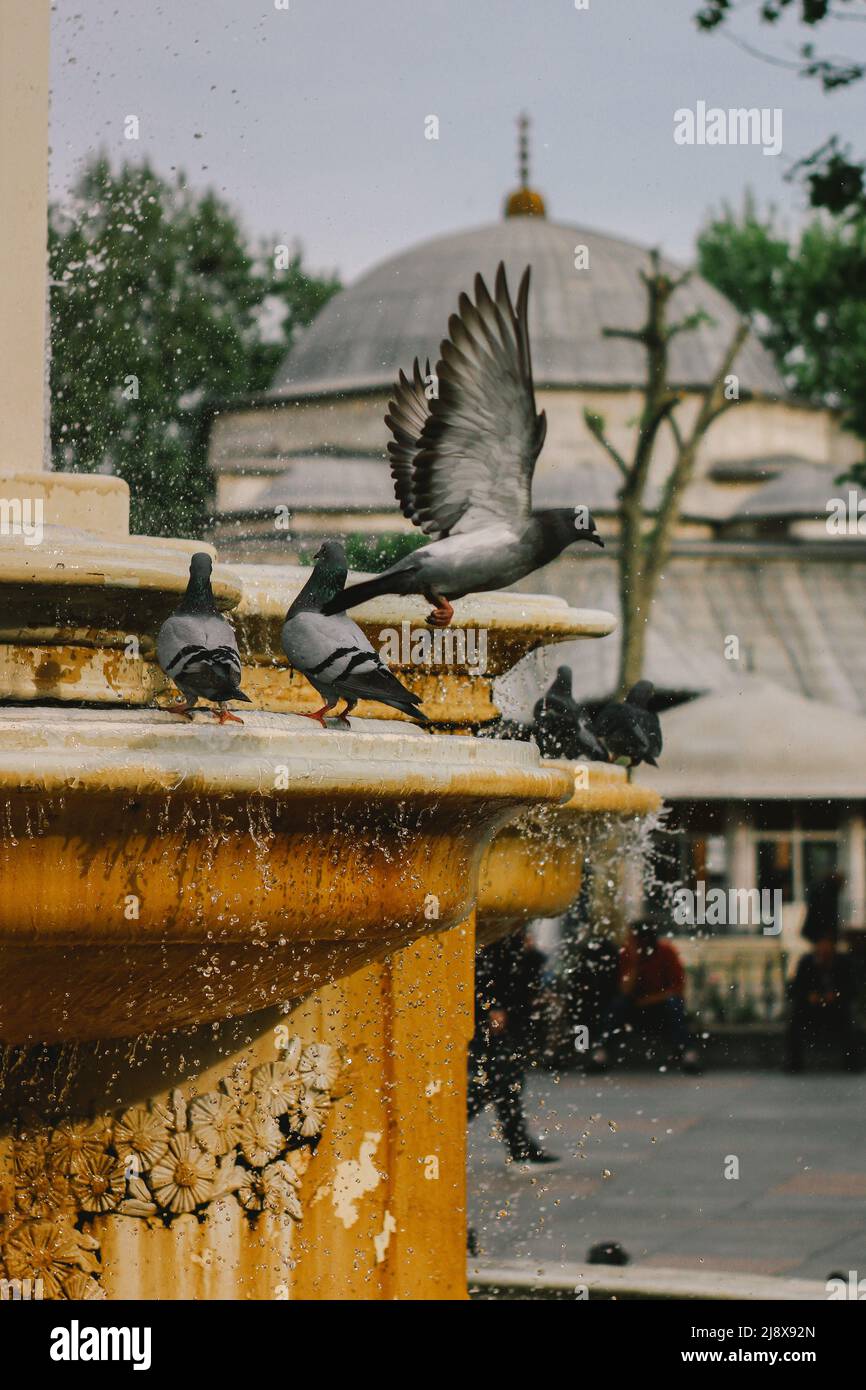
0, 707, 576, 804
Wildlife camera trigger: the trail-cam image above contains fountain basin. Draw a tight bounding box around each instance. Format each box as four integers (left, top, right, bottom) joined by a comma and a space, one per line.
231, 566, 614, 727
0, 471, 642, 1299
0, 708, 572, 1043
477, 761, 661, 945
0, 470, 614, 725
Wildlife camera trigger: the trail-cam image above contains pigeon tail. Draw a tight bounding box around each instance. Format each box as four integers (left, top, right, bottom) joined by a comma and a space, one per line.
331, 662, 425, 716
322, 573, 403, 616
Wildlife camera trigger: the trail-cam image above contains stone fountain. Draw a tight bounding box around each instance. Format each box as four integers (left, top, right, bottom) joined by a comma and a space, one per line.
0, 4, 659, 1302
0, 472, 660, 1300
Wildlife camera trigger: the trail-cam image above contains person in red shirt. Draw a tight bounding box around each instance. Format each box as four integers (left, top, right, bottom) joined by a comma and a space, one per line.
592, 920, 700, 1071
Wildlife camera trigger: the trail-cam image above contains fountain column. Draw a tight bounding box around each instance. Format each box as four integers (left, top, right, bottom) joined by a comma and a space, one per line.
0, 0, 50, 474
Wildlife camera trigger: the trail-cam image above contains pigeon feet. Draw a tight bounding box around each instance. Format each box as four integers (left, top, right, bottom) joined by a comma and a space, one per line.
299, 703, 334, 727
216, 707, 244, 725
335, 699, 356, 727
170, 702, 196, 721
425, 596, 454, 628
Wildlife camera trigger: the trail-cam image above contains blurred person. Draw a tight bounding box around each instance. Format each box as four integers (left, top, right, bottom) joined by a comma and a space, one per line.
592, 919, 701, 1072
785, 933, 860, 1073
560, 928, 620, 1063
468, 930, 558, 1164
801, 870, 846, 945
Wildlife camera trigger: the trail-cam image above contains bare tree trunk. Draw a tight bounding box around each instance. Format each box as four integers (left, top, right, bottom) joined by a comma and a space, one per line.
585, 250, 749, 699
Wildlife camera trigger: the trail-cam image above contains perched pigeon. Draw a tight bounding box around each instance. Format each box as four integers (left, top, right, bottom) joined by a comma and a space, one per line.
533, 665, 607, 762
157, 552, 250, 724
282, 540, 426, 726
322, 263, 603, 628
593, 680, 662, 768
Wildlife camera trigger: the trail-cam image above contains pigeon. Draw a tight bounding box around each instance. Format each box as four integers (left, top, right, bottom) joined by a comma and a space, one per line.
592, 680, 662, 768
533, 665, 607, 762
157, 552, 251, 724
322, 263, 603, 628
281, 540, 427, 726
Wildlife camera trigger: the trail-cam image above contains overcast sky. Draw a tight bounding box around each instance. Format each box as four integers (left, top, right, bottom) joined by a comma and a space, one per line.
49, 0, 863, 282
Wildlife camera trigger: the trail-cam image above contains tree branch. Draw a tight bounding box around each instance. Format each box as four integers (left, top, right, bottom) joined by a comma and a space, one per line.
602, 326, 646, 345
583, 409, 629, 476
667, 410, 684, 453
685, 320, 750, 448
644, 319, 749, 589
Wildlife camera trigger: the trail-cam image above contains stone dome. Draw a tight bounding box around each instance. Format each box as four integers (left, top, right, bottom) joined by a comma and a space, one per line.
271, 217, 784, 400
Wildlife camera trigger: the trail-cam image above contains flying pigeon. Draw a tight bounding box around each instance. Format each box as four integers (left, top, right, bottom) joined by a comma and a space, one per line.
322, 263, 603, 628
592, 680, 662, 768
533, 665, 607, 762
282, 540, 426, 726
157, 552, 251, 724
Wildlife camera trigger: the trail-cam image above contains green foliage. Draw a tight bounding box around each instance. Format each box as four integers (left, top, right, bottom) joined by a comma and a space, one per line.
694, 1, 866, 214
697, 198, 866, 469
342, 532, 426, 573
49, 156, 340, 537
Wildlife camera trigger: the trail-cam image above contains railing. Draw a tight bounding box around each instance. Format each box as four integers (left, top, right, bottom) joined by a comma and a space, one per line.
683, 948, 789, 1025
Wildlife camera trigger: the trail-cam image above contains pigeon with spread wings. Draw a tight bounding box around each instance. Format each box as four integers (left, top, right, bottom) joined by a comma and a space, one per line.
322, 263, 603, 627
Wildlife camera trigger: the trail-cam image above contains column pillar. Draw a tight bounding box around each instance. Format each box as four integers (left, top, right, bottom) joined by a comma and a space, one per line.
726, 803, 755, 926
290, 917, 475, 1300
843, 815, 865, 932
0, 0, 51, 472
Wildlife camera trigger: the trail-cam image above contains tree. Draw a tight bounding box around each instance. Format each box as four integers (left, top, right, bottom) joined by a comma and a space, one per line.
49, 156, 340, 537
584, 252, 748, 697
695, 0, 866, 215
342, 533, 425, 573
698, 198, 866, 454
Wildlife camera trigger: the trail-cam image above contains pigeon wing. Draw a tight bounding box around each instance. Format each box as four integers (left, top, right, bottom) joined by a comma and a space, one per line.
594, 704, 652, 759
385, 358, 440, 535
157, 611, 242, 687
282, 613, 422, 708
386, 263, 546, 540
577, 716, 608, 762
639, 709, 663, 761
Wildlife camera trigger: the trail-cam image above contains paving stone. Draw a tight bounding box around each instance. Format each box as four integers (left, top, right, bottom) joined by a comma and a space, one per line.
468, 1069, 866, 1280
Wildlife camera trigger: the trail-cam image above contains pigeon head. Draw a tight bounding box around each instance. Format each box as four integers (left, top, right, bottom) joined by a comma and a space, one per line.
552, 665, 572, 692
312, 540, 349, 595
572, 508, 604, 548
179, 551, 216, 614
537, 508, 604, 556
287, 540, 348, 617
190, 552, 213, 578
626, 680, 655, 709
313, 540, 347, 569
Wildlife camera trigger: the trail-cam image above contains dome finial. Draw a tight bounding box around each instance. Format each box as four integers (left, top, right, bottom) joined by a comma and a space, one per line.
504, 112, 547, 219
517, 110, 530, 186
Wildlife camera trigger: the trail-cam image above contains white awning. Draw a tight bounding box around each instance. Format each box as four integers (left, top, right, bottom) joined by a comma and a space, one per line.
635, 676, 866, 800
